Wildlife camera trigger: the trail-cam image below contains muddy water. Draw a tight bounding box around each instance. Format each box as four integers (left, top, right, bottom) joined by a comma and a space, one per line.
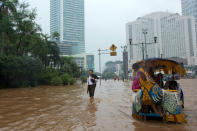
0, 79, 197, 131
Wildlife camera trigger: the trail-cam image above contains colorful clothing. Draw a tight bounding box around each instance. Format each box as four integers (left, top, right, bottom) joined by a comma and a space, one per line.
149, 84, 163, 104
139, 68, 155, 105
162, 91, 181, 114
132, 72, 141, 90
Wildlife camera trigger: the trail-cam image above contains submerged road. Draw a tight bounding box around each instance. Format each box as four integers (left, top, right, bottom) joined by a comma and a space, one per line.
0, 79, 197, 131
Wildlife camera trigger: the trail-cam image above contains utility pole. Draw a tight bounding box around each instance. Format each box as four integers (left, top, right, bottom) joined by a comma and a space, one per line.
121, 44, 130, 80
129, 34, 158, 61
123, 48, 128, 80
98, 48, 112, 86
98, 49, 101, 86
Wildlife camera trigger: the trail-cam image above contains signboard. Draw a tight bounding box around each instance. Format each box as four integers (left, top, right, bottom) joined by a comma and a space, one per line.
110, 44, 117, 51
110, 44, 117, 56
110, 51, 117, 56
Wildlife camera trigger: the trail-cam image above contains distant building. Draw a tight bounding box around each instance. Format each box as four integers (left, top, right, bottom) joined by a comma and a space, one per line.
126, 12, 197, 67
71, 53, 95, 71
181, 0, 197, 43
103, 61, 123, 74
50, 0, 85, 55
116, 64, 122, 77
160, 14, 197, 65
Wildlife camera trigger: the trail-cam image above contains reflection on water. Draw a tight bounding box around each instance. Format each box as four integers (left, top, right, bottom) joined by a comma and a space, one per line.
0, 79, 197, 131
87, 99, 98, 115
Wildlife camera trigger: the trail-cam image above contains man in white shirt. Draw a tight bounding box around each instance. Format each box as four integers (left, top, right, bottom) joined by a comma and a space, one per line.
87, 69, 98, 98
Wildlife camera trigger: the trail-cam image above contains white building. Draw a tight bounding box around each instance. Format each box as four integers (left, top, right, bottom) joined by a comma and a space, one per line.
181, 0, 197, 43
116, 64, 122, 77
126, 12, 197, 67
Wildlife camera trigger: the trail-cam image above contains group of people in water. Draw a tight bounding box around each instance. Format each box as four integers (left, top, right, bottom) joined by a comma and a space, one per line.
132, 65, 182, 115
132, 67, 180, 91
86, 64, 183, 116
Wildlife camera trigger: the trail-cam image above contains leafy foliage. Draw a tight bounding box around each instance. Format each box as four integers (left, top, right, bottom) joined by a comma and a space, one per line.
0, 56, 42, 88
102, 72, 116, 79
0, 0, 79, 88
38, 68, 58, 85
69, 77, 76, 85
51, 76, 63, 86
80, 75, 87, 84
60, 73, 71, 85
59, 57, 80, 78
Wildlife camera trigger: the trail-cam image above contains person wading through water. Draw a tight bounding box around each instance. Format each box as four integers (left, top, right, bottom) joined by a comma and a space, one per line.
87, 69, 98, 98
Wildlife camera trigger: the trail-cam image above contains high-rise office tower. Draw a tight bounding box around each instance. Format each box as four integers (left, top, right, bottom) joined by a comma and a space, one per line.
181, 0, 197, 43
50, 0, 85, 55
126, 12, 197, 66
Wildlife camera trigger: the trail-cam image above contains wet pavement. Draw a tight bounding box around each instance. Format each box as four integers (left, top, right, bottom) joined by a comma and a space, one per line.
0, 79, 197, 131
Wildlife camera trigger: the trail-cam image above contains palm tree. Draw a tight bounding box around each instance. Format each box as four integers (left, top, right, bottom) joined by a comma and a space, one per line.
0, 0, 18, 14
51, 32, 60, 42
47, 41, 60, 67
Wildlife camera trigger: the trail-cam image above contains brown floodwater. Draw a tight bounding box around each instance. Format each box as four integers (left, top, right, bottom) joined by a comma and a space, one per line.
0, 79, 197, 131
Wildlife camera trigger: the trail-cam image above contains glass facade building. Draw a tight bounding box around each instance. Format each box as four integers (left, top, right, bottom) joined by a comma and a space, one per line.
50, 0, 85, 55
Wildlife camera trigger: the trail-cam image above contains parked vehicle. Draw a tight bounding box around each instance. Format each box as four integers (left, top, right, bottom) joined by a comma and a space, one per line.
132, 58, 186, 123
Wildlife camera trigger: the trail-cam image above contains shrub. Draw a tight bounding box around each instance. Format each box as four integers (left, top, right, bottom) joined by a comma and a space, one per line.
80, 76, 87, 84
0, 56, 42, 88
60, 73, 71, 85
38, 68, 58, 85
51, 76, 62, 86
60, 73, 76, 85
69, 77, 76, 85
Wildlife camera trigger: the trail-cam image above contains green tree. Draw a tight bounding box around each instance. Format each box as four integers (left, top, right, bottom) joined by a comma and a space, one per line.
0, 0, 79, 88
0, 56, 42, 88
51, 31, 60, 41
0, 0, 19, 55
59, 56, 80, 77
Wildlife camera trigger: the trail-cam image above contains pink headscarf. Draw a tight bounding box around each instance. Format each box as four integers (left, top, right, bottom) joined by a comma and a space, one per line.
132, 72, 141, 90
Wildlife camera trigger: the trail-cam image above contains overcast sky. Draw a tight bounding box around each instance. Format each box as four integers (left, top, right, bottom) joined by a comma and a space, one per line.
22, 0, 181, 72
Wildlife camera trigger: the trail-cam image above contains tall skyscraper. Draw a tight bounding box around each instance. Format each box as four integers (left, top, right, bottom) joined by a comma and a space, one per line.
181, 0, 197, 43
50, 0, 85, 55
126, 12, 197, 66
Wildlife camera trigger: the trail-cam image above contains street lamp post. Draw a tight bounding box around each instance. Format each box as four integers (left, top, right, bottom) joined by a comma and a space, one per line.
98, 49, 110, 86
129, 39, 145, 60
98, 49, 102, 86
121, 45, 129, 80
129, 35, 157, 60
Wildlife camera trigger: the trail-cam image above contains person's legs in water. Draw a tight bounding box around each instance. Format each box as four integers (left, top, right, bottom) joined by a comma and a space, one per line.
88, 85, 96, 98
151, 103, 162, 115
156, 104, 162, 115
88, 86, 92, 97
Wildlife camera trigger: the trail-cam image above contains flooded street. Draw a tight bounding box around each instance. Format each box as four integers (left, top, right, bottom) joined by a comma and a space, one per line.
0, 79, 197, 131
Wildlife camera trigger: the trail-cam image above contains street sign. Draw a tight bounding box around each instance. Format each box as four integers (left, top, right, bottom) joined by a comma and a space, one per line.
110, 51, 117, 56
110, 44, 117, 51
